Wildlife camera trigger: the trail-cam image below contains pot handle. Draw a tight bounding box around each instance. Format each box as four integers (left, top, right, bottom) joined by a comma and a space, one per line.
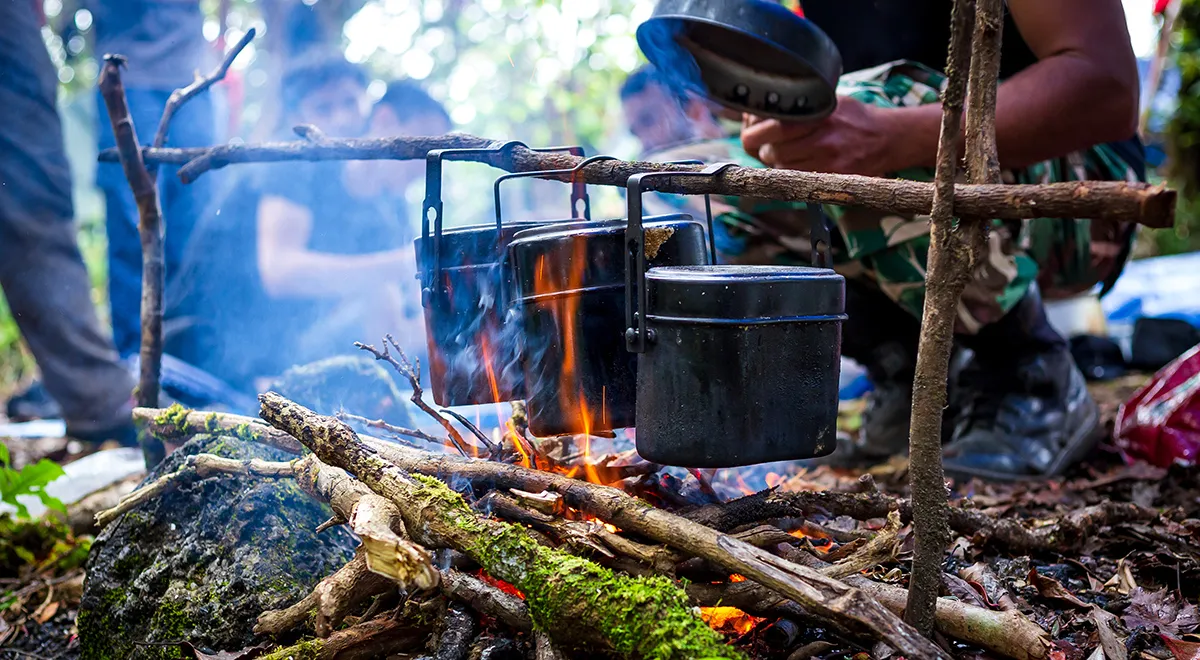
421, 142, 586, 297
624, 163, 737, 354
492, 155, 621, 234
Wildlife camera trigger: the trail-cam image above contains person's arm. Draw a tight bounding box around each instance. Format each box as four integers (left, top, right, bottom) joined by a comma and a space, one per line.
256, 195, 414, 299
887, 0, 1139, 170
743, 0, 1140, 174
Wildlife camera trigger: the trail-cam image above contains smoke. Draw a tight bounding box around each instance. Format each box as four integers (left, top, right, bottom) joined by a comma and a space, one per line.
636, 18, 707, 99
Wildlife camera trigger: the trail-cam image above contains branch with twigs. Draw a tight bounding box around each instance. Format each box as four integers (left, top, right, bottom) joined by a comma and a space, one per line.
151, 28, 255, 152
353, 336, 482, 458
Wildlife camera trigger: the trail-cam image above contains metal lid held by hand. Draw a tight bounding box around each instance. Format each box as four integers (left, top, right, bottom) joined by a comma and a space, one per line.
636, 0, 843, 121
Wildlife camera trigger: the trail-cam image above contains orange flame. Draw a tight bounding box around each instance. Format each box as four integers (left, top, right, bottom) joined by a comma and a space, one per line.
729, 574, 746, 583
476, 570, 525, 599
700, 607, 762, 636
531, 239, 609, 485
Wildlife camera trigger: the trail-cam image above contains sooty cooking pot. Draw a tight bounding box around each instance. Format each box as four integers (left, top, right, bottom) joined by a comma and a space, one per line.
415, 142, 584, 407
625, 170, 846, 468
508, 198, 711, 436
636, 0, 843, 121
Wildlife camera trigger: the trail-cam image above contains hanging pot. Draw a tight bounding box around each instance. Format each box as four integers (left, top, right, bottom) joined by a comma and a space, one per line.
625, 169, 846, 468
415, 142, 584, 407
635, 0, 843, 121
507, 160, 718, 436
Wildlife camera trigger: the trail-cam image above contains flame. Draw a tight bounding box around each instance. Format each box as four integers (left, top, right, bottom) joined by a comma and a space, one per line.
507, 419, 532, 469
476, 570, 525, 599
735, 474, 756, 496
729, 574, 746, 583
531, 240, 609, 485
765, 472, 785, 489
700, 607, 762, 636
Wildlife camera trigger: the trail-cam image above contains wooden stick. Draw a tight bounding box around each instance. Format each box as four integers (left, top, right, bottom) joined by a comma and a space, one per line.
151, 28, 255, 151
96, 135, 1177, 227
904, 0, 977, 636
98, 56, 166, 469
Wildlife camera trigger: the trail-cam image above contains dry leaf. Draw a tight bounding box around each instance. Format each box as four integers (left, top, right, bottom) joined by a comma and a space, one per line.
1123, 588, 1200, 635
1162, 635, 1200, 660
188, 642, 274, 660
33, 599, 59, 624
1092, 607, 1128, 660
1104, 559, 1138, 596
1029, 568, 1091, 610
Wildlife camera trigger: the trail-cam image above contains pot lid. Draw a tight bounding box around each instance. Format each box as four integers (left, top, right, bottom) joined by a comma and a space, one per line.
414, 220, 562, 270
509, 215, 707, 300
636, 0, 842, 121
647, 265, 845, 321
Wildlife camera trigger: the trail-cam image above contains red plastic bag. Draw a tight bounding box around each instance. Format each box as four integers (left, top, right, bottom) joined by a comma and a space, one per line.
1115, 343, 1200, 467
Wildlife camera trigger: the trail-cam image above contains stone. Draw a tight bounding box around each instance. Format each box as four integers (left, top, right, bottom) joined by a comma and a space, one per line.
270, 355, 415, 428
78, 434, 357, 660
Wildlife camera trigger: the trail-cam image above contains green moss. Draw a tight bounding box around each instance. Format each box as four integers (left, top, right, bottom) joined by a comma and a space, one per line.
155, 403, 193, 432
142, 600, 193, 659
260, 638, 324, 660
78, 588, 129, 660
412, 474, 741, 660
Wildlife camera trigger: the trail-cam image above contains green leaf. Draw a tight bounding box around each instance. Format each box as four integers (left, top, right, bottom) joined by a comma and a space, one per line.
0, 443, 10, 469
0, 459, 65, 520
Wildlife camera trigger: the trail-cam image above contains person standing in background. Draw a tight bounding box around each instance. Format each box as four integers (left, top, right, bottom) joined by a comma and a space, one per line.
0, 0, 136, 444
88, 0, 218, 359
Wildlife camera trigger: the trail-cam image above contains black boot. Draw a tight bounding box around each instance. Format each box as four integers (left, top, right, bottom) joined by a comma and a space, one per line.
944, 283, 1099, 480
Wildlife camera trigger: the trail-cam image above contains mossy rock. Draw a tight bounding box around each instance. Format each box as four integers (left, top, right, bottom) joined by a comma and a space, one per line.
78, 434, 356, 660
271, 355, 414, 428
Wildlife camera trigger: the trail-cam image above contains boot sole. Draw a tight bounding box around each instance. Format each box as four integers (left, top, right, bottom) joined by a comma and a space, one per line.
942, 397, 1101, 483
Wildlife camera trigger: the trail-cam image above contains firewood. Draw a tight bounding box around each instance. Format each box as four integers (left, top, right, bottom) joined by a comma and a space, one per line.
255, 549, 393, 638
259, 393, 741, 660
259, 393, 950, 660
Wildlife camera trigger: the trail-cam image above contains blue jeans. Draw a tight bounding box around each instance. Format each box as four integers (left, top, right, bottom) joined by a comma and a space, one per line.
96, 88, 216, 358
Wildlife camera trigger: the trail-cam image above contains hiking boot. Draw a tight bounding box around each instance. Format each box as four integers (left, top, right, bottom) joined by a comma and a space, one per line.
5, 381, 62, 421
944, 284, 1100, 481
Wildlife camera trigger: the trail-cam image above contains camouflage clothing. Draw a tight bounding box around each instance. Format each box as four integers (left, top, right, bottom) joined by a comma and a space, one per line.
645, 60, 1143, 333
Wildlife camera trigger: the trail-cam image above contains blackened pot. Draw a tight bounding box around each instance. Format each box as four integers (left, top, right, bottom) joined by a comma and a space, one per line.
416, 144, 584, 407
414, 220, 551, 406
509, 215, 708, 436
634, 265, 846, 467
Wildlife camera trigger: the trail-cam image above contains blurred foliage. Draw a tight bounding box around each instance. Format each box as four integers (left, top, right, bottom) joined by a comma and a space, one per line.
1162, 0, 1200, 255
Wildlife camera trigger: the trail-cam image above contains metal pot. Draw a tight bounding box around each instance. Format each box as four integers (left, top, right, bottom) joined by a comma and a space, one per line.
415, 142, 584, 407
508, 202, 711, 436
636, 0, 843, 121
625, 171, 846, 468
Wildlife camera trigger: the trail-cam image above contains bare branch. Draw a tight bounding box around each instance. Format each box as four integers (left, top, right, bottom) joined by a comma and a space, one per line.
152, 28, 255, 150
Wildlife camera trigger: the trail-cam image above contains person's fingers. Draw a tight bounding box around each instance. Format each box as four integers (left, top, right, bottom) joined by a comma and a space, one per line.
742, 119, 822, 163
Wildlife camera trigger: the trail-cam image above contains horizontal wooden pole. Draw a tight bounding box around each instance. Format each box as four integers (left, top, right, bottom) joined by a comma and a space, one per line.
98, 132, 1176, 228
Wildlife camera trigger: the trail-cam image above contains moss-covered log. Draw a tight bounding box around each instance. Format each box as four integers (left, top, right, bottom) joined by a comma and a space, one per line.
259, 393, 740, 660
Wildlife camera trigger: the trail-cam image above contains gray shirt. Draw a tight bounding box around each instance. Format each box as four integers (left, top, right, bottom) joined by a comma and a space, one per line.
86, 0, 209, 90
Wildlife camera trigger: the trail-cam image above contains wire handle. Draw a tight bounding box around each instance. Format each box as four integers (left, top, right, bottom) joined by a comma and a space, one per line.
492, 155, 621, 233
624, 163, 737, 353
421, 142, 585, 301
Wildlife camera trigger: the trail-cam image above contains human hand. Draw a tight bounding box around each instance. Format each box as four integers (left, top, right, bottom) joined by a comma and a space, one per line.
741, 96, 899, 176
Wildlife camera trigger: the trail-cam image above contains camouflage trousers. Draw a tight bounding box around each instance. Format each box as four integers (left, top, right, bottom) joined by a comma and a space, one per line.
645, 60, 1144, 333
